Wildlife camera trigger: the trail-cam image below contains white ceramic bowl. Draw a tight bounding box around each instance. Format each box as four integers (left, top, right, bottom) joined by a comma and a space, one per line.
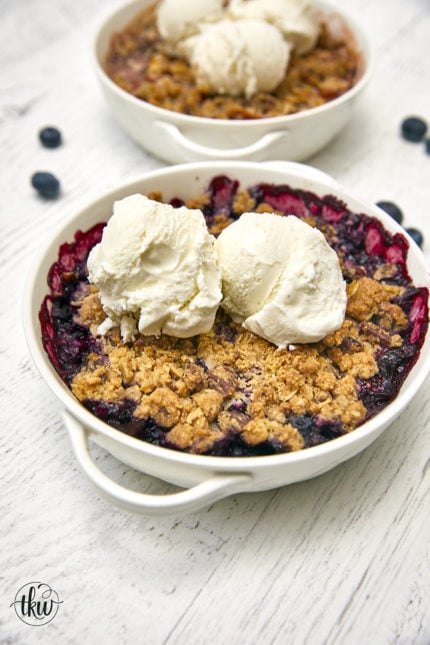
24, 161, 430, 515
92, 0, 372, 164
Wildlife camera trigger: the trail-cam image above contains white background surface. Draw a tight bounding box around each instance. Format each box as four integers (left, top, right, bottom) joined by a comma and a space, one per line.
1, 0, 430, 643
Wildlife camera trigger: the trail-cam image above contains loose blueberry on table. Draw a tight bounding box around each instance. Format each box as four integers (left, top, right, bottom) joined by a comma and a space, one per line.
39, 176, 429, 456
376, 201, 403, 225
39, 126, 62, 148
31, 171, 61, 198
400, 116, 428, 142
405, 228, 424, 248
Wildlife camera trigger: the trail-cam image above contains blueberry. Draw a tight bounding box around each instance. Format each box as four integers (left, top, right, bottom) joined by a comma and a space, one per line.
376, 201, 403, 224
425, 139, 430, 155
31, 171, 61, 198
39, 126, 62, 148
405, 227, 424, 248
400, 116, 427, 142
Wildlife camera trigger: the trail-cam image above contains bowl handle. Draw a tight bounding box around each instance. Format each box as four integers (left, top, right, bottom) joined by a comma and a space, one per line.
155, 121, 287, 160
63, 411, 252, 516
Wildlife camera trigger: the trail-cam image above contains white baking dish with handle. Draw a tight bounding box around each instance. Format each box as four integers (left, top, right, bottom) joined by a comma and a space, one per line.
92, 0, 373, 163
23, 161, 430, 515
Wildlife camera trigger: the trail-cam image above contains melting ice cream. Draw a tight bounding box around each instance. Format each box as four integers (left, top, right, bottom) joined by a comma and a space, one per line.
215, 211, 347, 347
87, 194, 222, 341
156, 0, 320, 96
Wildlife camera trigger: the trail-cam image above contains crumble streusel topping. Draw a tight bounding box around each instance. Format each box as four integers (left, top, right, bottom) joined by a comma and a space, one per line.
70, 271, 407, 454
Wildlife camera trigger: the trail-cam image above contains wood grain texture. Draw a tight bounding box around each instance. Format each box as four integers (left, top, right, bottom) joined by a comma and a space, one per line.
1, 1, 429, 643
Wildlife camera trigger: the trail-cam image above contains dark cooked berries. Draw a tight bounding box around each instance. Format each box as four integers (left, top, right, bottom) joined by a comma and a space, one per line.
405, 227, 424, 248
376, 201, 403, 224
31, 171, 61, 198
39, 126, 62, 148
400, 116, 428, 142
208, 175, 239, 211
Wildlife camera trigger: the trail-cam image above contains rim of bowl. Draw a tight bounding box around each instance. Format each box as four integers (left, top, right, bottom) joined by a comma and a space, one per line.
23, 161, 430, 473
91, 0, 374, 130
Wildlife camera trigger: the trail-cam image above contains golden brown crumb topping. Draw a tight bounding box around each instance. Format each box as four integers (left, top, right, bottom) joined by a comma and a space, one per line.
70, 270, 408, 454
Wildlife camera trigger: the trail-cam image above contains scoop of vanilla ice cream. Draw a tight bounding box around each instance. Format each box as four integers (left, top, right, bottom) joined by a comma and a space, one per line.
179, 22, 252, 96
229, 0, 320, 55
87, 195, 222, 342
179, 19, 290, 97
215, 212, 346, 347
157, 0, 224, 44
233, 19, 291, 94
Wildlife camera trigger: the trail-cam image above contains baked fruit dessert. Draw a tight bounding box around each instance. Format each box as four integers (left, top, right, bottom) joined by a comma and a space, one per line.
104, 0, 364, 120
39, 175, 428, 457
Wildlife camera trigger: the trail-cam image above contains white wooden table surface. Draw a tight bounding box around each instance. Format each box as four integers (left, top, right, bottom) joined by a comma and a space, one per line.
1, 1, 430, 643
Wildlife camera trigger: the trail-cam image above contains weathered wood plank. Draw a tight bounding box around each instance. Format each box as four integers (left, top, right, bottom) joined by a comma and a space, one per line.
1, 1, 429, 643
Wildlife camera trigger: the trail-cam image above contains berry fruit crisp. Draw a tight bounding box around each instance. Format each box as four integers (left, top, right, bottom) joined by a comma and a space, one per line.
104, 2, 363, 120
39, 176, 429, 456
